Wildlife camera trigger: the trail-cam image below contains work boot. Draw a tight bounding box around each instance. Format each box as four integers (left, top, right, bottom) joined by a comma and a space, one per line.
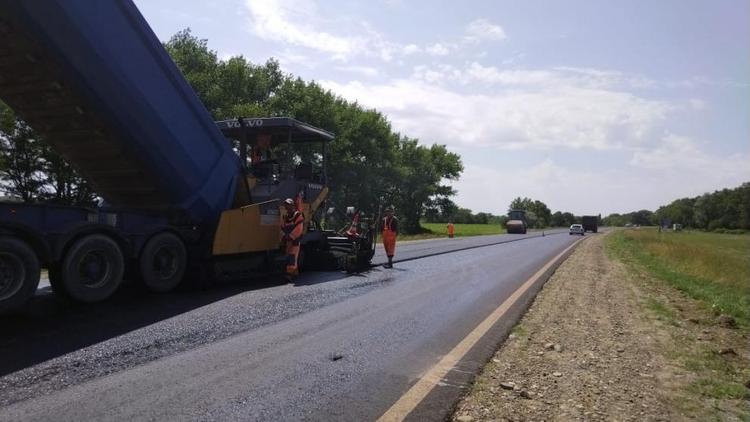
385, 257, 393, 268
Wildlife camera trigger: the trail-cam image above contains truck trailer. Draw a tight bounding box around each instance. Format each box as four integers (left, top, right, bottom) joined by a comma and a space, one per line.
581, 215, 598, 233
0, 0, 373, 312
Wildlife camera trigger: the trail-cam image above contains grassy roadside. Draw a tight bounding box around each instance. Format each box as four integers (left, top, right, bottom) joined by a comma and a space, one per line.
607, 229, 749, 326
398, 223, 505, 241
606, 228, 750, 419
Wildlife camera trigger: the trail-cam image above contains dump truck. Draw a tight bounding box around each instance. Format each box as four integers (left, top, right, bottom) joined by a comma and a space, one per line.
581, 215, 598, 233
506, 209, 528, 234
0, 0, 373, 312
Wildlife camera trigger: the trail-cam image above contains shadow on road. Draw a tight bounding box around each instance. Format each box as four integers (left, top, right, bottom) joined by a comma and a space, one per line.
0, 269, 355, 377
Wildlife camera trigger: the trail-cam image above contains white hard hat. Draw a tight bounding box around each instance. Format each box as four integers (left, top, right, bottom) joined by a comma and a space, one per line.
284, 198, 294, 205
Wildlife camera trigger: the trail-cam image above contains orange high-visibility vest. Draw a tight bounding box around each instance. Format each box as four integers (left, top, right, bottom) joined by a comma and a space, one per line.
382, 216, 397, 257
282, 210, 305, 276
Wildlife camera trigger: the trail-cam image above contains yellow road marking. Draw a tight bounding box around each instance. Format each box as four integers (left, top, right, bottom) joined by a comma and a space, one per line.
377, 237, 584, 422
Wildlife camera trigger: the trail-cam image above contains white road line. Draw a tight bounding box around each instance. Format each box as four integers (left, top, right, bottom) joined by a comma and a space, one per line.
377, 237, 585, 422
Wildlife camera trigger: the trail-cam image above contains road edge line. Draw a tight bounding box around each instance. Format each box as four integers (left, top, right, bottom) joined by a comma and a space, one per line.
376, 236, 587, 422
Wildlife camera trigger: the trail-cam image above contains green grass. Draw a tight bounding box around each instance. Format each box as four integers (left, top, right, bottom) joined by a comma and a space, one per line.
644, 297, 679, 325
608, 228, 750, 416
607, 228, 750, 326
399, 223, 505, 241
687, 378, 749, 400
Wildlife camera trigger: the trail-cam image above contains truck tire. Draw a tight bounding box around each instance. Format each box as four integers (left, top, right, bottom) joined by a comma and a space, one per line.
59, 234, 124, 303
139, 232, 187, 293
0, 237, 41, 313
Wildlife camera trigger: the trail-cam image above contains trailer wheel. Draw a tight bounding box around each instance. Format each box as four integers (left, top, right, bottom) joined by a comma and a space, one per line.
0, 237, 41, 313
139, 232, 186, 293
59, 234, 124, 303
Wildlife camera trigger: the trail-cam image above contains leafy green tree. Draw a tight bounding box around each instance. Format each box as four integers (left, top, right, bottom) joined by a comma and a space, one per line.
0, 120, 47, 202
1, 100, 96, 205
509, 197, 533, 213
391, 140, 462, 232
164, 29, 463, 233
40, 145, 97, 206
508, 197, 551, 228
531, 200, 551, 227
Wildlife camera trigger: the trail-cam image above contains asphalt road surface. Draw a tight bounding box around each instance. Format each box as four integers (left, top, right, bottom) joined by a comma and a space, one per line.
0, 230, 584, 421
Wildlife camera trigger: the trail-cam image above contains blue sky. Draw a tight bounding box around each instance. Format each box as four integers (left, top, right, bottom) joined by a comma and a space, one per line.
135, 0, 749, 215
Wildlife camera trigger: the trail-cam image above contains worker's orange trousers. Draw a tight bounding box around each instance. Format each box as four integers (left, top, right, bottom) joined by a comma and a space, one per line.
286, 242, 300, 276
382, 231, 396, 257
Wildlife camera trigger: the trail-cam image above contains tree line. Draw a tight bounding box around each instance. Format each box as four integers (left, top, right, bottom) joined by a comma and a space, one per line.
423, 195, 590, 228
603, 182, 750, 231
0, 29, 463, 233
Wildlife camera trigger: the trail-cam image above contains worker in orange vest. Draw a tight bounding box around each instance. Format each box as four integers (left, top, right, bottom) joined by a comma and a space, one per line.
281, 198, 305, 281
447, 221, 455, 238
381, 206, 398, 268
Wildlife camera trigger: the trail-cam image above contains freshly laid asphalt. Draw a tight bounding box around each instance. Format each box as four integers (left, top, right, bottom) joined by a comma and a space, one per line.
0, 230, 583, 421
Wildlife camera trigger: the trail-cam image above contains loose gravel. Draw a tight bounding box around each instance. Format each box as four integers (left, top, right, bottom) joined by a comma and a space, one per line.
0, 271, 395, 407
452, 234, 673, 421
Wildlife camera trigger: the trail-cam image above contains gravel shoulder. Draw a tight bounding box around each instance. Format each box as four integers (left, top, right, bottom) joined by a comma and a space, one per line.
453, 233, 673, 421
453, 231, 749, 421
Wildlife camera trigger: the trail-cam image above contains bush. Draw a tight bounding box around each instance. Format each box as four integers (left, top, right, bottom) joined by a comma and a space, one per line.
707, 220, 723, 231
713, 228, 747, 235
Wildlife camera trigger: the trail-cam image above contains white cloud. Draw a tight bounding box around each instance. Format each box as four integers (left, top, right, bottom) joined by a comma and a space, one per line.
629, 133, 748, 181
244, 0, 454, 62
688, 98, 706, 110
465, 18, 507, 42
430, 63, 657, 89
382, 0, 403, 6
453, 161, 605, 215
244, 1, 506, 62
552, 66, 656, 89
336, 65, 380, 77
426, 43, 451, 56
411, 64, 462, 84
402, 44, 421, 55
275, 49, 316, 68
463, 63, 558, 86
322, 65, 671, 151
454, 149, 749, 216
245, 0, 360, 60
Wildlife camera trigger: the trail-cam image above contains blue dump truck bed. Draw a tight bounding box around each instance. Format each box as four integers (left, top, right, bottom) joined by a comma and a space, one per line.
0, 0, 239, 223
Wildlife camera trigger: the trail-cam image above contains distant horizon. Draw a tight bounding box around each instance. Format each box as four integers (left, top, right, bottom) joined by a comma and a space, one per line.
468, 180, 749, 218
135, 0, 750, 216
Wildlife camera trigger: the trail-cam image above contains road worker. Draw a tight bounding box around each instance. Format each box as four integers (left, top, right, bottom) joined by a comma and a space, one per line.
346, 210, 360, 237
381, 206, 398, 268
447, 221, 455, 238
281, 198, 304, 281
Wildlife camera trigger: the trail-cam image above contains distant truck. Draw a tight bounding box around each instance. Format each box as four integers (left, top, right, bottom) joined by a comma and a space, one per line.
581, 216, 598, 233
506, 209, 528, 234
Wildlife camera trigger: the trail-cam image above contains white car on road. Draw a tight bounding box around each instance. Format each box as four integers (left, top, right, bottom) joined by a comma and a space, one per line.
569, 224, 585, 236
